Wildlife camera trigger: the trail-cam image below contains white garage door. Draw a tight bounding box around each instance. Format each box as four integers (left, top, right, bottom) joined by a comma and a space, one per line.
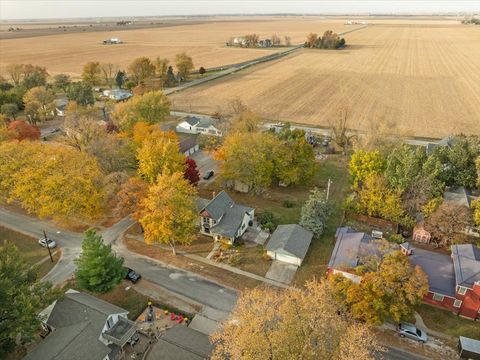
276, 253, 300, 266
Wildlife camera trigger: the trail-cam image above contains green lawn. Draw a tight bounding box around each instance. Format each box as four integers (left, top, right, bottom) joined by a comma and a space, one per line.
0, 226, 59, 278
416, 304, 480, 340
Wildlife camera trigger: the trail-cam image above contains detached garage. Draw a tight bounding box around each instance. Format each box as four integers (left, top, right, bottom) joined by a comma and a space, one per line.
266, 224, 313, 266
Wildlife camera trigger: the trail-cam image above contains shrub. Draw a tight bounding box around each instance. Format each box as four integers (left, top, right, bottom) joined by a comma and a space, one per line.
282, 199, 295, 208
257, 211, 277, 232
388, 234, 404, 244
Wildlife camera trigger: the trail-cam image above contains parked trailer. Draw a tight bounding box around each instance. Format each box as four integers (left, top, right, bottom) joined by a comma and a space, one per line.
459, 337, 480, 360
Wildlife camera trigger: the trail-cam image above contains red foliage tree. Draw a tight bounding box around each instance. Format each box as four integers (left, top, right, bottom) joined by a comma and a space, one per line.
7, 120, 40, 141
184, 157, 200, 186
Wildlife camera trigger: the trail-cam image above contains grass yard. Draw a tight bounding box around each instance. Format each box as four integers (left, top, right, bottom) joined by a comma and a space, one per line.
0, 226, 59, 278
416, 304, 480, 340
231, 244, 272, 277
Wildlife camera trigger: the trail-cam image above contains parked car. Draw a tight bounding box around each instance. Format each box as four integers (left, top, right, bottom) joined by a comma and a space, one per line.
38, 238, 57, 248
203, 170, 214, 180
397, 323, 428, 343
124, 267, 141, 283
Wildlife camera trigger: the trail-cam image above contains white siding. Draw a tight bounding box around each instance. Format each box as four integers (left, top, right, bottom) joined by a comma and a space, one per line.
276, 253, 301, 266
332, 269, 362, 284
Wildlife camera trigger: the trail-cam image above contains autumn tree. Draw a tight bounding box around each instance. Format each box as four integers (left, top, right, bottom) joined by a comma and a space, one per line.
137, 132, 185, 183
175, 52, 194, 81
112, 91, 170, 132
472, 198, 480, 227
305, 32, 318, 48
231, 110, 261, 133
0, 141, 105, 220
211, 280, 383, 360
75, 229, 126, 293
100, 63, 119, 88
243, 33, 259, 47
67, 81, 95, 106
0, 242, 60, 357
21, 64, 48, 89
5, 63, 24, 86
53, 73, 71, 92
155, 57, 170, 83
271, 33, 281, 46
184, 157, 200, 186
6, 120, 40, 141
139, 172, 197, 255
81, 61, 101, 86
115, 177, 149, 219
424, 203, 473, 247
331, 251, 429, 325
128, 57, 156, 84
0, 103, 18, 120
23, 86, 56, 124
349, 150, 386, 189
329, 108, 357, 155
284, 35, 292, 46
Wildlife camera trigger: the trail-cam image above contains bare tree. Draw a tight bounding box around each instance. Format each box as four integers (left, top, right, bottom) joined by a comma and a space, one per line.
271, 34, 281, 46
329, 108, 357, 155
284, 35, 292, 46
100, 63, 119, 89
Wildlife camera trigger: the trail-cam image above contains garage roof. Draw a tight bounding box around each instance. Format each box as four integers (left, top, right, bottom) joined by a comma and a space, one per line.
266, 224, 313, 260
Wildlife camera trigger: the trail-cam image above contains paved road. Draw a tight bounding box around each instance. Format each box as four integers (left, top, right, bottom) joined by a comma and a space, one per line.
381, 346, 430, 360
0, 207, 237, 315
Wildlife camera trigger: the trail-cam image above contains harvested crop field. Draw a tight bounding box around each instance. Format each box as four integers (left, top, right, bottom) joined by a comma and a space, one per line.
170, 22, 480, 138
0, 17, 350, 77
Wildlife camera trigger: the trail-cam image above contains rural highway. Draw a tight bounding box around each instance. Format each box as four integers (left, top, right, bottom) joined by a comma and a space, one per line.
0, 207, 237, 315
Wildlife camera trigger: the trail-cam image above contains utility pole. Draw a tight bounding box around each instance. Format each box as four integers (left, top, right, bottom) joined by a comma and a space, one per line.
326, 178, 332, 201
43, 230, 54, 263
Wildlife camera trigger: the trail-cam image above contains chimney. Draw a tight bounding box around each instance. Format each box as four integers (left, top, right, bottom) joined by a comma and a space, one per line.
212, 191, 216, 199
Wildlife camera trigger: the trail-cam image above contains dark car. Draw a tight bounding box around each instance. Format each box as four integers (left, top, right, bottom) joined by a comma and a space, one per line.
203, 170, 214, 180
124, 267, 141, 283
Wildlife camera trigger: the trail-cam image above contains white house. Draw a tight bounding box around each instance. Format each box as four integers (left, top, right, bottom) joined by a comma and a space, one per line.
102, 89, 133, 101
265, 224, 313, 266
197, 191, 254, 244
24, 290, 137, 360
176, 116, 222, 136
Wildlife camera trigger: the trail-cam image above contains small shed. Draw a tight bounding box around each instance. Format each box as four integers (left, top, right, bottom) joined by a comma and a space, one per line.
459, 336, 480, 360
265, 224, 313, 266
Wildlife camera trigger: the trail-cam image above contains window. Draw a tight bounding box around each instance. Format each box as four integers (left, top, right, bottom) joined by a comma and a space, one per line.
432, 293, 444, 302
458, 286, 467, 295
453, 299, 462, 308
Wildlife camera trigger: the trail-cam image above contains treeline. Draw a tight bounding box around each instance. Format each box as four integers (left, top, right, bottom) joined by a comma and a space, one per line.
227, 33, 292, 47
305, 30, 346, 49
462, 17, 480, 25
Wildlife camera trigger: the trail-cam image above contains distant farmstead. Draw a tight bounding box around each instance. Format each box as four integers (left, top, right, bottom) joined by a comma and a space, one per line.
102, 89, 133, 101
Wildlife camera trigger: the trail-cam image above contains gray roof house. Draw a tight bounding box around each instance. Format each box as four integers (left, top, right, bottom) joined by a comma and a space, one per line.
24, 290, 137, 360
265, 224, 313, 266
198, 191, 254, 244
451, 244, 480, 288
176, 116, 222, 136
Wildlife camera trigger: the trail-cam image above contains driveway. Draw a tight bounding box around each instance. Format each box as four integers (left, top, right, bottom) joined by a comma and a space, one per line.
191, 150, 218, 185
265, 261, 298, 285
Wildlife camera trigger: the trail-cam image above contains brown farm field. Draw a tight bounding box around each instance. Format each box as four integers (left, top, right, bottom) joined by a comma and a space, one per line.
0, 17, 351, 78
170, 22, 480, 138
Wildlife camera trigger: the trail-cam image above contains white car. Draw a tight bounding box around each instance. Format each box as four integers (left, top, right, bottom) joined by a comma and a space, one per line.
38, 238, 57, 249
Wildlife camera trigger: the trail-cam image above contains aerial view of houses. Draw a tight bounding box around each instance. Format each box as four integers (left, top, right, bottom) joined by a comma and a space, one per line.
1, 1, 480, 360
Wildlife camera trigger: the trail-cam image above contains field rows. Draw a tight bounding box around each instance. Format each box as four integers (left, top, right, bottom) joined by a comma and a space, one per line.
170, 24, 480, 138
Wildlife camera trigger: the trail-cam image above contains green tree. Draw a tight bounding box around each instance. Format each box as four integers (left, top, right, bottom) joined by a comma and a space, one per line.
175, 52, 194, 80
0, 242, 60, 357
299, 188, 330, 237
115, 70, 126, 89
128, 57, 156, 84
67, 82, 95, 106
53, 73, 71, 92
139, 172, 198, 255
0, 103, 18, 120
81, 61, 101, 86
349, 150, 386, 189
331, 251, 429, 325
5, 63, 24, 86
75, 229, 126, 293
112, 91, 170, 132
21, 65, 48, 89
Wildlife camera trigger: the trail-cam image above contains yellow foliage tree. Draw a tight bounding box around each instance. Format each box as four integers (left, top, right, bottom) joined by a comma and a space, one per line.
136, 132, 185, 183
349, 150, 386, 189
0, 141, 105, 220
23, 86, 56, 124
139, 172, 197, 255
81, 61, 101, 86
211, 280, 383, 360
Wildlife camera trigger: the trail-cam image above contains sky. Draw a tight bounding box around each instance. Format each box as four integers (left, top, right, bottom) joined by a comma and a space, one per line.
1, 1, 479, 20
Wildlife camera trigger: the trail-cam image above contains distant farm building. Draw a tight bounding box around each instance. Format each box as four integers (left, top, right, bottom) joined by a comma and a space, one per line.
259, 39, 272, 47
102, 89, 132, 101
176, 116, 222, 136
103, 38, 123, 44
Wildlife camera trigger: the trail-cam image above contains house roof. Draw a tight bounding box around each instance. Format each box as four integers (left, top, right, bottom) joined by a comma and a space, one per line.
266, 224, 313, 260
148, 325, 212, 360
24, 290, 128, 360
444, 186, 477, 208
328, 227, 377, 269
183, 116, 200, 126
451, 244, 480, 288
179, 137, 197, 153
199, 191, 254, 239
409, 248, 456, 296
459, 336, 480, 354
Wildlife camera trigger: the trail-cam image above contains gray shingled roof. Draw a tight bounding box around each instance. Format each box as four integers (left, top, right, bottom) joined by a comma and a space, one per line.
266, 224, 313, 260
179, 137, 197, 153
328, 227, 376, 269
183, 116, 200, 126
210, 204, 252, 238
451, 244, 480, 288
201, 191, 235, 222
409, 248, 456, 296
196, 118, 215, 129
24, 290, 128, 360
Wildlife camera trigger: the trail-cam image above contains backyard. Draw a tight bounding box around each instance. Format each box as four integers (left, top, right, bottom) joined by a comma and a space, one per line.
0, 225, 60, 278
